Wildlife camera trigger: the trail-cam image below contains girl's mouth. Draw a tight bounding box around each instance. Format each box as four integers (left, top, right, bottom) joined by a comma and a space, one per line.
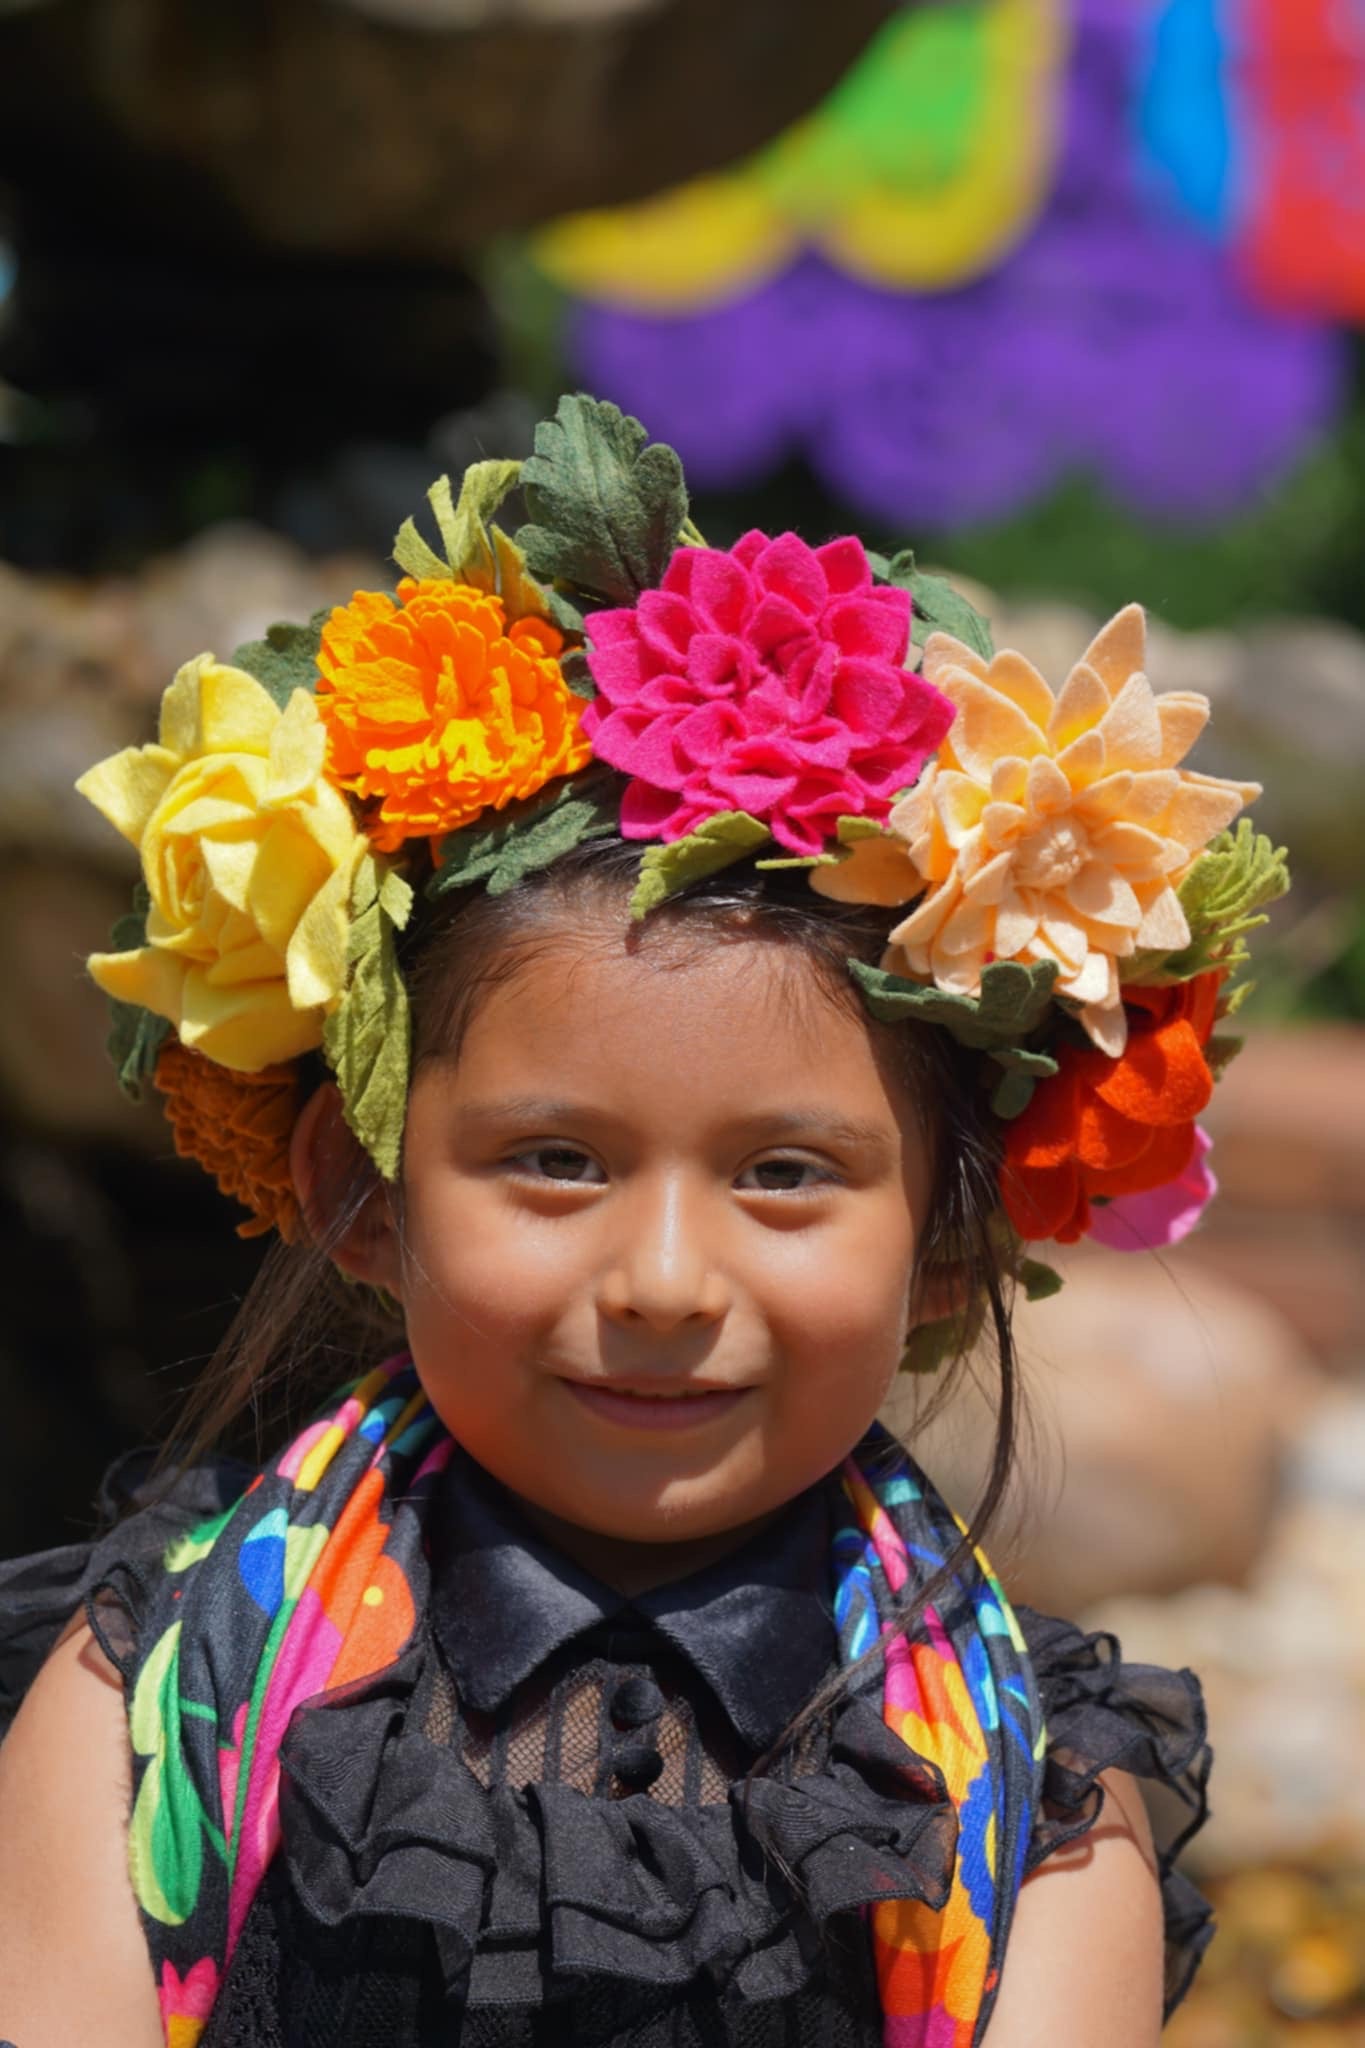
558, 1379, 752, 1432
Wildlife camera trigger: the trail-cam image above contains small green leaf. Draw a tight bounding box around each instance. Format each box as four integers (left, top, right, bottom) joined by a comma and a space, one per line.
629, 812, 770, 920
881, 549, 995, 663
229, 614, 325, 712
1204, 1032, 1244, 1080
1126, 820, 1290, 987
850, 958, 1059, 1050
103, 883, 170, 1098
836, 814, 890, 844
428, 775, 617, 900
392, 463, 551, 624
1017, 1258, 1063, 1303
901, 1305, 978, 1375
559, 647, 597, 701
322, 853, 412, 1181
989, 1054, 1058, 1122
754, 852, 844, 871
515, 393, 689, 610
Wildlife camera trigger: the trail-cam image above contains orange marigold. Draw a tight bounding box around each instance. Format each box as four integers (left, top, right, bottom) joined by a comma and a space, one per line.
314, 578, 592, 852
154, 1038, 305, 1241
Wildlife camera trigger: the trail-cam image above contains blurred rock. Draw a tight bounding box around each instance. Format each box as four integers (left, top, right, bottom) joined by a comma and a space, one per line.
1090, 1389, 1365, 1873
888, 1258, 1319, 1614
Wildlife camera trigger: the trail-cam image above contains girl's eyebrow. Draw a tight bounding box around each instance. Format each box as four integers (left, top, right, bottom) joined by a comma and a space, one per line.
454, 1096, 894, 1152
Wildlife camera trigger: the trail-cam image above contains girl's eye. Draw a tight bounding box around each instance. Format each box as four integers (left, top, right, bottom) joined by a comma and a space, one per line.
736, 1157, 833, 1194
513, 1146, 605, 1185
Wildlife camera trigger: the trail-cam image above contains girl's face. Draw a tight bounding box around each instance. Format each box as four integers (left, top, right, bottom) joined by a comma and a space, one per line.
389, 927, 934, 1564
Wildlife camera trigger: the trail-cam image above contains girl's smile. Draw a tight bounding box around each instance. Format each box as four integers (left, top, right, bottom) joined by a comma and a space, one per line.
359, 920, 937, 1581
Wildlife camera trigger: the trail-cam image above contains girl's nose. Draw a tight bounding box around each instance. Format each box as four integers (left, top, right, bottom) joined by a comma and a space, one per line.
595, 1177, 731, 1333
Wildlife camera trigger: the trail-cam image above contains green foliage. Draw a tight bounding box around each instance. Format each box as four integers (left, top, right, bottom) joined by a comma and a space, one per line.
874, 548, 995, 662
104, 884, 170, 1099
1017, 1258, 1063, 1302
851, 957, 1058, 1048
852, 958, 1060, 1117
392, 463, 550, 623
429, 775, 617, 899
228, 614, 325, 711
515, 394, 690, 613
629, 812, 770, 920
322, 854, 413, 1181
1127, 821, 1291, 986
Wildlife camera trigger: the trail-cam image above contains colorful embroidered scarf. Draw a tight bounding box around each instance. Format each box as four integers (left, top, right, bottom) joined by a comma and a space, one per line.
117, 1356, 1043, 2048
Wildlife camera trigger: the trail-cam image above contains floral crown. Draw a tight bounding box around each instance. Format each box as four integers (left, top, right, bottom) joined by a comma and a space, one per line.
76, 395, 1288, 1339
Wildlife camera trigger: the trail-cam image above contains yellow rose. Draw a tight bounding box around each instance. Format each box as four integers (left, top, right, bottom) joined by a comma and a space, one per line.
77, 655, 364, 1071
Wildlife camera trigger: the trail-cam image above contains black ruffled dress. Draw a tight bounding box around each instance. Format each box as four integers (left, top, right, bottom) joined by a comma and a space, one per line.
0, 1446, 1213, 2046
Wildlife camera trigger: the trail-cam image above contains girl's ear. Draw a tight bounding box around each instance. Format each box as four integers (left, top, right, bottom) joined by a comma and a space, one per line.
289, 1083, 404, 1296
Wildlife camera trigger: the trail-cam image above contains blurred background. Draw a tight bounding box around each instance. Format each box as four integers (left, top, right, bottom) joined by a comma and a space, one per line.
0, 0, 1362, 2038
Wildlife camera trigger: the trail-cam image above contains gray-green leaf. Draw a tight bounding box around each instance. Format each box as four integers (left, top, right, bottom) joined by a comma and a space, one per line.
229, 614, 326, 711
515, 394, 689, 610
628, 812, 770, 920
322, 853, 412, 1181
881, 549, 995, 663
429, 775, 617, 900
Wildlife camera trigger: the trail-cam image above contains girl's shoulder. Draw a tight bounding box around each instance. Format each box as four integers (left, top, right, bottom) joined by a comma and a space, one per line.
0, 1449, 252, 1740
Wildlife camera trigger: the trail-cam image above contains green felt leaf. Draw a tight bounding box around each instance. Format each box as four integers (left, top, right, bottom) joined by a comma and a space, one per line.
515, 394, 690, 610
629, 813, 770, 920
322, 853, 413, 1181
1126, 821, 1290, 986
228, 614, 325, 712
900, 1305, 977, 1375
881, 549, 995, 663
989, 1053, 1058, 1122
836, 814, 889, 844
393, 463, 552, 625
850, 958, 1059, 1050
1204, 1032, 1244, 1081
559, 647, 597, 701
1017, 1258, 1064, 1303
428, 775, 616, 900
103, 884, 170, 1099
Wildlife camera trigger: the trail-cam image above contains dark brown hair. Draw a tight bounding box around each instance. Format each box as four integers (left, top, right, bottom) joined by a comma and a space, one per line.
153, 838, 1021, 1756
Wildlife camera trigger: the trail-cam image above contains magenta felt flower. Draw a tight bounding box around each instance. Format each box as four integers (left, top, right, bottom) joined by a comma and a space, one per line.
1085, 1127, 1218, 1252
581, 530, 954, 854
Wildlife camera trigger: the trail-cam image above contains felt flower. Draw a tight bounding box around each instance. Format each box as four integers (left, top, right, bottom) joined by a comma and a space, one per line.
883, 606, 1259, 1054
315, 578, 591, 851
78, 659, 364, 1071
581, 530, 955, 855
154, 1038, 304, 1241
999, 972, 1221, 1245
1086, 1126, 1217, 1251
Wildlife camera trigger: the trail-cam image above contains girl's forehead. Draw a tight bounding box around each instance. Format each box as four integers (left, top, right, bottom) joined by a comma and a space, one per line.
441, 929, 905, 1119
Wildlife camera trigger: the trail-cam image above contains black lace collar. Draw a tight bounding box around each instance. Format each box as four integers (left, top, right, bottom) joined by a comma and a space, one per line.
427, 1447, 835, 1749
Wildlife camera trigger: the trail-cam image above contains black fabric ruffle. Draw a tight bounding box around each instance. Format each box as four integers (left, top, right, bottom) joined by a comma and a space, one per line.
277, 1632, 958, 2007
0, 1450, 249, 1735
0, 1458, 1216, 2025
1015, 1605, 1214, 2015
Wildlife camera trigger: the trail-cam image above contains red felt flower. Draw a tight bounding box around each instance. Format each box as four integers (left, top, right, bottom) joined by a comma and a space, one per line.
581, 530, 954, 855
1000, 973, 1222, 1245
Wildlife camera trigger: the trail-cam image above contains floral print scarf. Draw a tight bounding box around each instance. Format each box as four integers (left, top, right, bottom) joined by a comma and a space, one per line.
116, 1354, 1044, 2047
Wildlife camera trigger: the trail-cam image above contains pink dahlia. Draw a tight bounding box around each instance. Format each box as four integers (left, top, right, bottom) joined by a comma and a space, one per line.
581, 530, 955, 855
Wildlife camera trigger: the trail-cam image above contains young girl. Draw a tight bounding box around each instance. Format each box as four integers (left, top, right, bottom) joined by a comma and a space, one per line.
0, 396, 1273, 2046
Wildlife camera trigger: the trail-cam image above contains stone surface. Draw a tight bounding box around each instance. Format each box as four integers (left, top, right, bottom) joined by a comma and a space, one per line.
889, 1258, 1320, 1616
1091, 1389, 1365, 1874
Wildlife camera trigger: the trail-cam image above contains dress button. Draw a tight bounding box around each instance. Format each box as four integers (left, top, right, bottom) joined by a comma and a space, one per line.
612, 1740, 665, 1791
609, 1675, 664, 1729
